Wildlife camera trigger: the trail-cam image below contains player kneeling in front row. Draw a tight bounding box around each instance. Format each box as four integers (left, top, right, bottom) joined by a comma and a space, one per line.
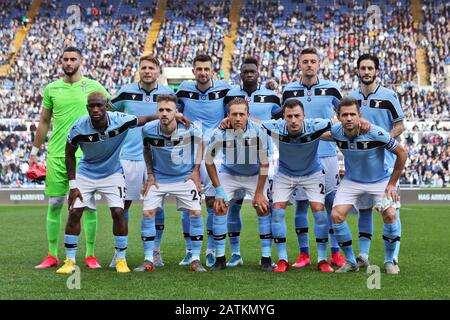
205, 98, 273, 272
322, 97, 407, 274
57, 92, 154, 274
135, 94, 206, 272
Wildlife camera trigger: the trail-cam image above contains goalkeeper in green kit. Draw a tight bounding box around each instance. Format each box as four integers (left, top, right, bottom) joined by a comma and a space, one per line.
31, 47, 110, 269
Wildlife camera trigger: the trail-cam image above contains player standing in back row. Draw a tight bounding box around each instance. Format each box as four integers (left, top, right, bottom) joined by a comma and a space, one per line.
108, 55, 180, 268
282, 48, 345, 268
31, 47, 110, 270
176, 54, 232, 267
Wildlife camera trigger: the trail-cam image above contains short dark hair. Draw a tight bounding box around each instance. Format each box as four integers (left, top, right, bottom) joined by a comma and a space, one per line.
139, 54, 160, 67
156, 94, 178, 105
300, 47, 319, 57
357, 54, 379, 69
336, 97, 360, 115
283, 99, 304, 113
193, 53, 213, 66
227, 97, 249, 113
63, 46, 82, 56
242, 56, 258, 67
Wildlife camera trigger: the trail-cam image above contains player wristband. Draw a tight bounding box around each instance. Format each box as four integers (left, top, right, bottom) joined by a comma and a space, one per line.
69, 180, 77, 190
31, 146, 39, 156
215, 186, 228, 202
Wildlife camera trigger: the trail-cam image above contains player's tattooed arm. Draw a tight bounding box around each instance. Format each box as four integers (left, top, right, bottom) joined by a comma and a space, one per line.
386, 143, 408, 202
186, 139, 202, 192
390, 121, 405, 142
143, 142, 158, 195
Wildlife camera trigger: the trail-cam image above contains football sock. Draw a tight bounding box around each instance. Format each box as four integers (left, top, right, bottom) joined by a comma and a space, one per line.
294, 200, 310, 255
393, 208, 401, 261
227, 201, 242, 255
332, 221, 356, 265
141, 216, 155, 261
47, 197, 64, 257
313, 211, 328, 262
115, 236, 128, 260
64, 234, 78, 262
155, 209, 165, 249
258, 215, 272, 257
189, 215, 204, 261
181, 210, 192, 253
206, 207, 215, 251
272, 208, 288, 262
213, 215, 227, 257
358, 208, 373, 258
325, 191, 340, 254
83, 209, 97, 257
383, 222, 400, 264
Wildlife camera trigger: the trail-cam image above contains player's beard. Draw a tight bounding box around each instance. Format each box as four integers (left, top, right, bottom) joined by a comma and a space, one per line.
360, 74, 377, 86
63, 65, 80, 77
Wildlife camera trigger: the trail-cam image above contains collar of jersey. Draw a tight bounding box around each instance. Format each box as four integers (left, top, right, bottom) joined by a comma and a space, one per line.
157, 121, 181, 139
239, 83, 261, 95
359, 83, 381, 100
138, 81, 158, 95
195, 79, 214, 94
299, 77, 320, 90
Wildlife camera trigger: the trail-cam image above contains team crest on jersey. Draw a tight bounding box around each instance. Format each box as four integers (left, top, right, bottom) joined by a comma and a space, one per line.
307, 91, 312, 96
201, 95, 206, 100
146, 96, 151, 102
363, 101, 368, 106
246, 97, 251, 103
81, 81, 87, 93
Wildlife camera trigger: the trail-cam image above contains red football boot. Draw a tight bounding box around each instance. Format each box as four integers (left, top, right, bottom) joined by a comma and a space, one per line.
273, 260, 289, 273
317, 260, 334, 273
86, 256, 101, 269
291, 252, 311, 268
34, 253, 59, 269
331, 252, 346, 267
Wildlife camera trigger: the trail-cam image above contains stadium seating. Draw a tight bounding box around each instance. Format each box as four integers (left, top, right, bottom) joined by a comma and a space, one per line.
0, 0, 448, 187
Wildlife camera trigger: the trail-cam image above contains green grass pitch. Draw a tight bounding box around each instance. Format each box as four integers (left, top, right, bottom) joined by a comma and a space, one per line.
1, 204, 449, 300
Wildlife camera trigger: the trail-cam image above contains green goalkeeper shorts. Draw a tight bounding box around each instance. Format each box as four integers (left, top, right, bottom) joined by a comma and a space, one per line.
45, 157, 80, 197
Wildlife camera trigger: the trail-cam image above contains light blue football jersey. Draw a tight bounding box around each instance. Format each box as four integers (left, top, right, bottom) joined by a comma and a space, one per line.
331, 123, 398, 183
282, 79, 342, 158
67, 112, 138, 179
262, 118, 332, 177
176, 79, 231, 140
224, 84, 282, 121
207, 119, 268, 176
349, 84, 404, 169
141, 121, 202, 183
109, 82, 175, 160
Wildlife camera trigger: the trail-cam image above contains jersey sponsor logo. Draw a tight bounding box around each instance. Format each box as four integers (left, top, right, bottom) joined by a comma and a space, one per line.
373, 100, 382, 108
81, 81, 87, 93
189, 92, 194, 98
88, 135, 93, 141
319, 88, 327, 95
132, 94, 137, 100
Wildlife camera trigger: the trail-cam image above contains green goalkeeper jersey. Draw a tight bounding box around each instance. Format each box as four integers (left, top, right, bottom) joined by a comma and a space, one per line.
42, 76, 110, 158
